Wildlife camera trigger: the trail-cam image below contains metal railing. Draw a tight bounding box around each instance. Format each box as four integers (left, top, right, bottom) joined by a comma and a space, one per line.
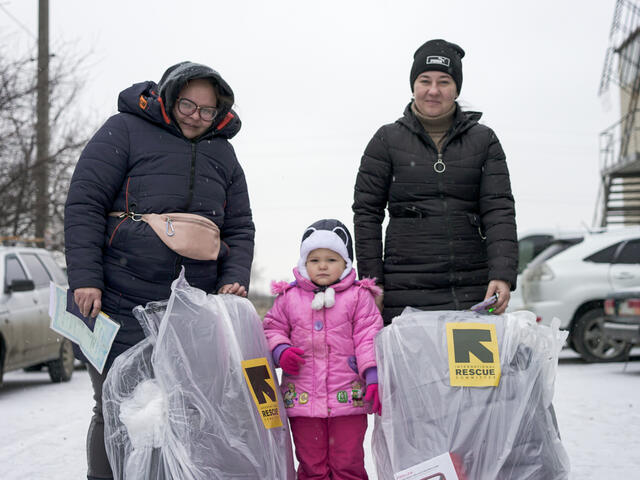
599, 108, 640, 173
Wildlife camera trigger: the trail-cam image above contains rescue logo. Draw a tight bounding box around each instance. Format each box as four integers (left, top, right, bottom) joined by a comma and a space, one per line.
242, 357, 283, 428
446, 323, 501, 387
426, 55, 450, 67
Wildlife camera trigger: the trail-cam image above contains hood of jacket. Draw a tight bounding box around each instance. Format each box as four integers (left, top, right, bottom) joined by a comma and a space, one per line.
117, 63, 241, 140
158, 61, 234, 118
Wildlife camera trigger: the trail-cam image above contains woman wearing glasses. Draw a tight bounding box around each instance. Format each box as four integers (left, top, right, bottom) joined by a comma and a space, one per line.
64, 61, 255, 480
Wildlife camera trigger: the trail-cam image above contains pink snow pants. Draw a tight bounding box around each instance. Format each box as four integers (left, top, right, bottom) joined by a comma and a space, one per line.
289, 414, 369, 480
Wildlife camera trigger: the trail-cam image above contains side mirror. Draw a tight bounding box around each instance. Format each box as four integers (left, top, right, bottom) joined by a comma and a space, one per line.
6, 278, 36, 293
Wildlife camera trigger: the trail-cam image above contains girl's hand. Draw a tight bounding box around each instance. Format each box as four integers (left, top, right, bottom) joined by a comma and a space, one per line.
279, 347, 305, 375
365, 384, 381, 415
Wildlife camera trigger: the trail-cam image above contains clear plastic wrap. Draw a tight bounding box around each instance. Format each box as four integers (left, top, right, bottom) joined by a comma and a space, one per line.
372, 309, 570, 480
103, 270, 295, 479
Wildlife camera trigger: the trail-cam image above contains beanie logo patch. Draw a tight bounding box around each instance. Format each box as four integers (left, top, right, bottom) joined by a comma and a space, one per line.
426, 55, 450, 67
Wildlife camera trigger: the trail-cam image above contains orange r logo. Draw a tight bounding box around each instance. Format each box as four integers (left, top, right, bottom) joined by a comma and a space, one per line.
139, 96, 148, 110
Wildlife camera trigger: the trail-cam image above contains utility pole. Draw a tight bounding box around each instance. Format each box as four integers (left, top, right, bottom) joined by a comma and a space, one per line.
35, 0, 49, 245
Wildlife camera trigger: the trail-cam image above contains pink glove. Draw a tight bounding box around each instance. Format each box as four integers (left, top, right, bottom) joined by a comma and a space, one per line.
364, 384, 381, 415
279, 347, 305, 375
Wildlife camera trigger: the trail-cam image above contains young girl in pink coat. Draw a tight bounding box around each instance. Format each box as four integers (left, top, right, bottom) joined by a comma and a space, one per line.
263, 219, 383, 480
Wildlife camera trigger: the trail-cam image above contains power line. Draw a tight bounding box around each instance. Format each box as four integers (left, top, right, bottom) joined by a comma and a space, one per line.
0, 2, 37, 40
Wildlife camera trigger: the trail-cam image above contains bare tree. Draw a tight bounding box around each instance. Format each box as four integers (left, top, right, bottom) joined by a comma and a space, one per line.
0, 42, 93, 250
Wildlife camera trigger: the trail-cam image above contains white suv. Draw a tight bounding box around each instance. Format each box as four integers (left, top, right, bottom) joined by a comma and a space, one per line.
0, 246, 73, 384
509, 228, 594, 311
521, 227, 640, 362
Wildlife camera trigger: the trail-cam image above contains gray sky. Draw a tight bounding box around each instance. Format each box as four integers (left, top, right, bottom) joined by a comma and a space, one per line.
1, 0, 620, 293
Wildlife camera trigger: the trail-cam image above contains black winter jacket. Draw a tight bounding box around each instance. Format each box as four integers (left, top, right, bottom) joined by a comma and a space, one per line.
64, 64, 254, 364
353, 103, 517, 323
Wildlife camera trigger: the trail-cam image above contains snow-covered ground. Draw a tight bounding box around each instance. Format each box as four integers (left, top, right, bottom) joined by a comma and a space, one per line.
1, 350, 639, 480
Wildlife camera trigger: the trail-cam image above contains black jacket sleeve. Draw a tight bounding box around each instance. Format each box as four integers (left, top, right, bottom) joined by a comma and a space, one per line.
479, 129, 518, 289
217, 153, 255, 291
353, 126, 392, 283
64, 115, 130, 291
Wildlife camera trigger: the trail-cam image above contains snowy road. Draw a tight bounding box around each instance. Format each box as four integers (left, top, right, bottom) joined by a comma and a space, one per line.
1, 350, 639, 479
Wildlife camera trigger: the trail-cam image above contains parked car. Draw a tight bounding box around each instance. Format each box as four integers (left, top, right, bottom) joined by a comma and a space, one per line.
521, 227, 640, 362
517, 228, 595, 275
0, 246, 73, 385
603, 289, 640, 348
508, 228, 594, 311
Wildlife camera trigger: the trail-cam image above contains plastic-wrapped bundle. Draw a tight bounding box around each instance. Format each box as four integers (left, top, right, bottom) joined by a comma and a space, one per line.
103, 270, 295, 479
372, 309, 570, 480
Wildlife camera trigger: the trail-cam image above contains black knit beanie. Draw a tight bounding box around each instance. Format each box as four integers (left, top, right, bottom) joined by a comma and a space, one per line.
410, 39, 465, 93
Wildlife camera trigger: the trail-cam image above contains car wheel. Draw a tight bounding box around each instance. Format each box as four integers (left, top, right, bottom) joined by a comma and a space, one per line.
572, 307, 632, 362
47, 339, 74, 383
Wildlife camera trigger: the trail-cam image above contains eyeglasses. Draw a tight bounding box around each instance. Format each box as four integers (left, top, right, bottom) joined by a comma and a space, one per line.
176, 97, 218, 122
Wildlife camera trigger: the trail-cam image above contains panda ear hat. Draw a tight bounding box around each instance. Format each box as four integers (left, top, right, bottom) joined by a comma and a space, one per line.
298, 219, 353, 281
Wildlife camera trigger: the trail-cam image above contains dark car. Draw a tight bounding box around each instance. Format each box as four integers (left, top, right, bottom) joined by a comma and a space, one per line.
603, 290, 640, 348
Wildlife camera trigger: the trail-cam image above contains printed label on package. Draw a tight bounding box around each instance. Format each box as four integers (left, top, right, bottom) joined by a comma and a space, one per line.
394, 452, 460, 480
446, 322, 501, 387
242, 357, 284, 429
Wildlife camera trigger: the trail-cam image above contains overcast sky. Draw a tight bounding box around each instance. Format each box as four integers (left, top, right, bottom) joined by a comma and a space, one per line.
0, 0, 620, 293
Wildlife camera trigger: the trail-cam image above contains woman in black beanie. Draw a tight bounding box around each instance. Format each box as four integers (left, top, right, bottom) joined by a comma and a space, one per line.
352, 39, 517, 324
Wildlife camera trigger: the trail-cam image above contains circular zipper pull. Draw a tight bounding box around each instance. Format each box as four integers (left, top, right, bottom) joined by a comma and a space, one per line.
434, 152, 446, 173
434, 158, 446, 173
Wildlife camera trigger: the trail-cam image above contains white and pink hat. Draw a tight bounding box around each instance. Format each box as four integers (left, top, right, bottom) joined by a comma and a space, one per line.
297, 219, 353, 281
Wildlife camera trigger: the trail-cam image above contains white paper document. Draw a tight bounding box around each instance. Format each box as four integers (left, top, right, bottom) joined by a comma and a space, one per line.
394, 452, 460, 480
48, 283, 120, 373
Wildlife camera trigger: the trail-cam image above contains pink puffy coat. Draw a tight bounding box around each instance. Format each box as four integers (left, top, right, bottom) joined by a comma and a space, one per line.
263, 268, 383, 418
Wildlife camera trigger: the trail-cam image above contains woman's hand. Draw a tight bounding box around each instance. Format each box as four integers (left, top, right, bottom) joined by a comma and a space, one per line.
74, 287, 102, 318
484, 280, 511, 314
218, 282, 247, 297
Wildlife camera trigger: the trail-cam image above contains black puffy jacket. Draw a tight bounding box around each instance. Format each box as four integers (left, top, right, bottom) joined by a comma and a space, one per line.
64, 63, 255, 364
353, 103, 517, 324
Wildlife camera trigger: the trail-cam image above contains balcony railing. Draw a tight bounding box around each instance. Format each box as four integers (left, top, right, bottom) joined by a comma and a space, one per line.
599, 108, 640, 173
